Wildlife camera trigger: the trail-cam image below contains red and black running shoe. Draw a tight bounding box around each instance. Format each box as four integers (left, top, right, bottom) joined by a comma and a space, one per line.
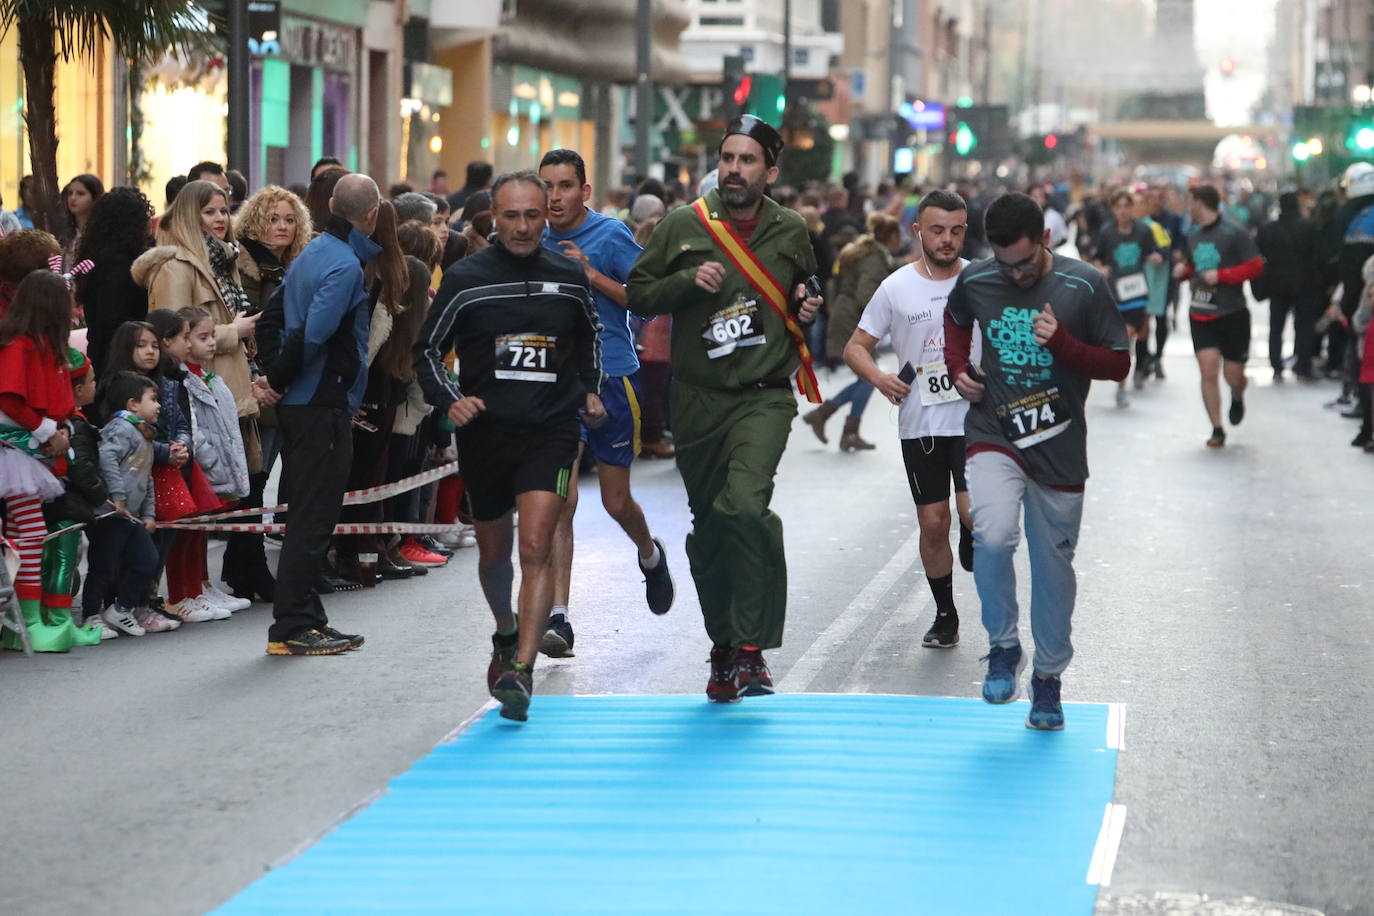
492, 662, 534, 722
706, 645, 740, 703
735, 646, 775, 697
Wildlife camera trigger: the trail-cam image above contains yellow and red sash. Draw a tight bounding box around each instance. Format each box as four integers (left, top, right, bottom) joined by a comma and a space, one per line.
691, 198, 822, 403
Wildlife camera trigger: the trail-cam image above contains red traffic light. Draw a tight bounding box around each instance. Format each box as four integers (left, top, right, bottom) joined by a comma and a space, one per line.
1044, 133, 1058, 150
733, 75, 753, 106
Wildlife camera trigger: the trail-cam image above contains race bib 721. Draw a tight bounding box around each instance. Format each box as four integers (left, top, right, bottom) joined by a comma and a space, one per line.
495, 333, 557, 382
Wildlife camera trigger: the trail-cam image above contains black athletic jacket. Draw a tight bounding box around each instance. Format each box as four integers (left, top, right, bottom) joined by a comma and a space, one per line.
414, 241, 604, 427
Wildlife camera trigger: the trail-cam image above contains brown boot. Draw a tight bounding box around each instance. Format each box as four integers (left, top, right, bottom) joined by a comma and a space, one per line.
839, 417, 876, 452
801, 401, 840, 444
640, 438, 676, 459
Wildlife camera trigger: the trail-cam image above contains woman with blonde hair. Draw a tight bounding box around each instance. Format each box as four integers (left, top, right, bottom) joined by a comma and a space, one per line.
802, 211, 904, 451
132, 179, 261, 477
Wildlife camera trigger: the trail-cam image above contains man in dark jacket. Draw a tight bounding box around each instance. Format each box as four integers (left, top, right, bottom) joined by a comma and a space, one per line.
255, 173, 381, 657
1257, 191, 1322, 380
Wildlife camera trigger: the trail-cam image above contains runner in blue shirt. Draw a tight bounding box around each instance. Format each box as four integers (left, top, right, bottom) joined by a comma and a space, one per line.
537, 149, 676, 658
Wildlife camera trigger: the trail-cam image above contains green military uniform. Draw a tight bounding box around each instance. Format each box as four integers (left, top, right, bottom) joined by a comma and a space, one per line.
628, 188, 817, 650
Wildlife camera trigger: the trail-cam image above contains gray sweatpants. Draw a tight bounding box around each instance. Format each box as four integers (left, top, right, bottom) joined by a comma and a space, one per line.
966, 450, 1085, 677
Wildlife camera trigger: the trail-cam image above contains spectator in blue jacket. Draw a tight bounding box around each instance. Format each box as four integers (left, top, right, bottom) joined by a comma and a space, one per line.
255, 173, 381, 656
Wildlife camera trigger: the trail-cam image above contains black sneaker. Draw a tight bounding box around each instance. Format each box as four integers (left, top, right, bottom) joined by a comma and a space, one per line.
1206, 426, 1226, 448
492, 662, 533, 721
922, 611, 959, 648
318, 624, 364, 650
706, 646, 740, 703
640, 537, 675, 615
958, 524, 974, 573
735, 647, 774, 697
267, 627, 351, 656
1228, 396, 1245, 426
487, 631, 517, 690
539, 614, 575, 658
1153, 357, 1165, 380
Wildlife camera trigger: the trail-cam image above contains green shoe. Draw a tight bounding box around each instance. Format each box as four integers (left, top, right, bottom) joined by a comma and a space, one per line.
1, 598, 74, 653
46, 607, 103, 647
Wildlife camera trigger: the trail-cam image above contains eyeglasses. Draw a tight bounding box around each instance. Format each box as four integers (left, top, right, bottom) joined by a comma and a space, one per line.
994, 245, 1044, 277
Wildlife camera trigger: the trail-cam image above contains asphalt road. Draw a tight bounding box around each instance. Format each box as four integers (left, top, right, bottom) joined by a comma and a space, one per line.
2, 303, 1371, 916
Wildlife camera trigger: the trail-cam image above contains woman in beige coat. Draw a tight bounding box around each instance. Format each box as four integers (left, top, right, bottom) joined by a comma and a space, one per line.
131, 179, 262, 471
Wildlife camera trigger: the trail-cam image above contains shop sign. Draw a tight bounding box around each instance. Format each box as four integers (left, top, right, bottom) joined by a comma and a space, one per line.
273, 16, 357, 71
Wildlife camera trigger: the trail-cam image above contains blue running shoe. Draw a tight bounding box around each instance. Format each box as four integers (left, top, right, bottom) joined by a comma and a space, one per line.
1026, 673, 1064, 730
980, 644, 1025, 704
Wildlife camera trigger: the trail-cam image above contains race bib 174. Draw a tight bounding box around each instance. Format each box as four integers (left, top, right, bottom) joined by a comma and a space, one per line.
995, 387, 1071, 448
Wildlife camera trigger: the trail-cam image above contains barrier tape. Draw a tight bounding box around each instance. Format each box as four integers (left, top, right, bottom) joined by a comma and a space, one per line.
155, 522, 461, 535
8, 461, 461, 544
184, 461, 460, 523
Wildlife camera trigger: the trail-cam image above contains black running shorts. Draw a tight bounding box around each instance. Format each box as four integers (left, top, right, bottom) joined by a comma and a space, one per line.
1190, 309, 1251, 364
900, 436, 967, 507
1121, 307, 1148, 333
456, 419, 581, 521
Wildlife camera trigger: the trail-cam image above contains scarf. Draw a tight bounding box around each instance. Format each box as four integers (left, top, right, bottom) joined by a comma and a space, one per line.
204, 234, 252, 315
204, 233, 258, 365
115, 409, 157, 441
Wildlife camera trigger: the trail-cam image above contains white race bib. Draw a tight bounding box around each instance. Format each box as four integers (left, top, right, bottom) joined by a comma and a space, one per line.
495, 333, 557, 383
916, 359, 961, 406
1114, 272, 1148, 302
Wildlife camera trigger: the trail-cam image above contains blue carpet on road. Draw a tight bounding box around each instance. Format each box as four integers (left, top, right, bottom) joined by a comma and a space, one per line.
213, 694, 1118, 915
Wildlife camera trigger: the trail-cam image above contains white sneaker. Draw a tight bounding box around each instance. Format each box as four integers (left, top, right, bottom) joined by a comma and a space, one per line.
101, 605, 146, 637
166, 595, 216, 623
195, 592, 233, 621
84, 615, 119, 639
434, 531, 461, 548
134, 607, 181, 633
458, 524, 477, 549
203, 583, 251, 613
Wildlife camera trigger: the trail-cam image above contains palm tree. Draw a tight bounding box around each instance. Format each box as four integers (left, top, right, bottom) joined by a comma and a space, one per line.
0, 0, 208, 237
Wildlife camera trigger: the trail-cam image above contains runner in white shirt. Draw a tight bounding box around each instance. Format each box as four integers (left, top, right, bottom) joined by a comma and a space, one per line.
844, 190, 977, 648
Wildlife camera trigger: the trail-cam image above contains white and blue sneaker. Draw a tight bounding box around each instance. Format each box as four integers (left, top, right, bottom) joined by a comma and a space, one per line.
981, 644, 1025, 704
1026, 674, 1065, 730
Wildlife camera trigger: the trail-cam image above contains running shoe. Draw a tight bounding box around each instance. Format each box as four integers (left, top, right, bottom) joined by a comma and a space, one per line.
735, 646, 774, 697
266, 627, 351, 656
1153, 357, 1166, 380
706, 646, 740, 703
488, 631, 517, 690
540, 614, 575, 658
640, 537, 675, 615
1228, 397, 1245, 426
1206, 427, 1226, 448
1115, 389, 1130, 409
958, 523, 974, 573
165, 595, 217, 623
416, 535, 455, 558
492, 662, 534, 721
204, 583, 251, 613
317, 624, 365, 650
101, 605, 145, 637
398, 538, 448, 567
922, 611, 959, 649
134, 607, 180, 633
1026, 674, 1065, 730
981, 644, 1025, 704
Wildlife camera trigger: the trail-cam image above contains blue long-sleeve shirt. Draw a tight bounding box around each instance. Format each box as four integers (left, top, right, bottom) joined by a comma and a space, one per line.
267, 217, 381, 412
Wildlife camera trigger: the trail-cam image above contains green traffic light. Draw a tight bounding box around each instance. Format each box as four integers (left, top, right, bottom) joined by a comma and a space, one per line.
1357, 127, 1374, 151
955, 122, 976, 156
1292, 141, 1310, 162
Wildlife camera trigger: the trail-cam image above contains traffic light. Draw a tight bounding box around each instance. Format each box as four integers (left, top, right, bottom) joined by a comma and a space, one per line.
953, 121, 976, 156
1346, 121, 1374, 154
1044, 133, 1058, 150
722, 55, 748, 119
